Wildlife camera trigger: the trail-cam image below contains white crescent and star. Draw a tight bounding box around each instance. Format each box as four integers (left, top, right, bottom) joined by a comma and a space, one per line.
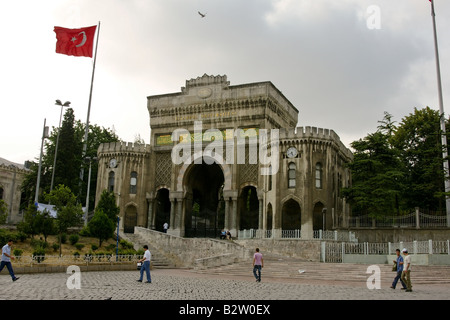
70, 31, 87, 47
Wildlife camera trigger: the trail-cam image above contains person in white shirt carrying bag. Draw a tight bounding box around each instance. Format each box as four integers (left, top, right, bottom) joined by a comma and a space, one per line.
137, 245, 152, 283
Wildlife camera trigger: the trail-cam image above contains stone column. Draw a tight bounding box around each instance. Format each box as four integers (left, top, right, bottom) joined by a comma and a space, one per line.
258, 199, 263, 238
176, 197, 184, 236
145, 192, 154, 229
224, 198, 230, 230
231, 197, 238, 237
169, 199, 175, 230
147, 199, 154, 229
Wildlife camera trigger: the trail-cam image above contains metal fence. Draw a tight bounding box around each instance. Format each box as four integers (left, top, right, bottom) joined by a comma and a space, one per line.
238, 229, 357, 242
322, 240, 450, 263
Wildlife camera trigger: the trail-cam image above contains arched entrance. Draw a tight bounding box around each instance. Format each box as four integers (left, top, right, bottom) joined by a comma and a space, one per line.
184, 160, 225, 238
124, 205, 137, 233
155, 188, 171, 232
281, 199, 301, 230
238, 186, 259, 230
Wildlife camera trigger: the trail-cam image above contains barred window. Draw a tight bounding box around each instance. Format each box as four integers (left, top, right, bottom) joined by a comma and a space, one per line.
108, 171, 115, 193
288, 162, 296, 188
315, 162, 323, 189
130, 171, 138, 194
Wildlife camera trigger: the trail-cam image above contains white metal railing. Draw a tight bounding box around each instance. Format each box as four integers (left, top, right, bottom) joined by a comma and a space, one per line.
238, 229, 357, 242
323, 240, 450, 263
281, 229, 301, 239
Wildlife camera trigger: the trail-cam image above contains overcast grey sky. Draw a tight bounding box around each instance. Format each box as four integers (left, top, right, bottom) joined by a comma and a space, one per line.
1, 0, 449, 164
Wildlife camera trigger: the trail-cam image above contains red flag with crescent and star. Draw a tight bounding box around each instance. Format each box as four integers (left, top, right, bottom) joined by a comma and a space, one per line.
54, 25, 97, 58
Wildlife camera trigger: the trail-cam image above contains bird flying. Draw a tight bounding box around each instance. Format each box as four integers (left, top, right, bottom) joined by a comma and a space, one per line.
198, 11, 206, 18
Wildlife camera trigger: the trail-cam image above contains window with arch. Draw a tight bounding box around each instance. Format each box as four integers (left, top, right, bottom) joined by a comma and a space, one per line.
108, 171, 115, 192
268, 165, 272, 191
315, 162, 323, 189
130, 171, 138, 194
288, 162, 296, 188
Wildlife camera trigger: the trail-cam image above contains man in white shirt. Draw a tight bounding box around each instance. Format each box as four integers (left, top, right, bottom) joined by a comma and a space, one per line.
401, 248, 412, 292
1, 239, 19, 281
137, 245, 151, 283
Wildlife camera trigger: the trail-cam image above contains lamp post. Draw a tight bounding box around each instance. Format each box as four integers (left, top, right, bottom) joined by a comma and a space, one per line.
34, 118, 49, 205
116, 216, 120, 261
84, 156, 97, 226
429, 1, 450, 227
50, 100, 71, 193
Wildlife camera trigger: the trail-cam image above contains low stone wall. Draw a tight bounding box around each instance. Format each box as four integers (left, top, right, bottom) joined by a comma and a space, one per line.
235, 239, 322, 261
14, 262, 139, 274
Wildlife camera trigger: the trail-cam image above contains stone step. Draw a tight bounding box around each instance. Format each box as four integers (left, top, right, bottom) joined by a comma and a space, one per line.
192, 258, 450, 285
120, 232, 177, 269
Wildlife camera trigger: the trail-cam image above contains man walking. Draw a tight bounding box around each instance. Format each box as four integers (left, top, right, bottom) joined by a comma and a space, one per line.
1, 239, 19, 281
390, 249, 406, 290
252, 248, 264, 282
137, 245, 151, 283
401, 248, 412, 292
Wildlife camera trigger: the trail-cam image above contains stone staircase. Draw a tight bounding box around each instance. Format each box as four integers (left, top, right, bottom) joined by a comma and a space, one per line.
120, 229, 450, 286
120, 232, 177, 269
190, 254, 450, 285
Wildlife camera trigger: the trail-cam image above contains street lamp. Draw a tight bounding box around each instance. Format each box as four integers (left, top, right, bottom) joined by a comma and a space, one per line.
50, 100, 71, 193
34, 118, 49, 205
84, 156, 97, 225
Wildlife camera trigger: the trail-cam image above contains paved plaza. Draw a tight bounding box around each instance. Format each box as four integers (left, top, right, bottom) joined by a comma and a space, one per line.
0, 263, 448, 301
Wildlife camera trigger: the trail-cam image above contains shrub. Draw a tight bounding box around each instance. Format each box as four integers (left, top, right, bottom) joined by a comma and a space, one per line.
31, 238, 48, 249
13, 249, 23, 257
69, 234, 79, 245
91, 244, 98, 251
119, 239, 134, 250
33, 246, 46, 263
106, 243, 116, 252
0, 229, 16, 245
16, 232, 28, 242
58, 233, 67, 244
52, 243, 60, 252
75, 243, 85, 251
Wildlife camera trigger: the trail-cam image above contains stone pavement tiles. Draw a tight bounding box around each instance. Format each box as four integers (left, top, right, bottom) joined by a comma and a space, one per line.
0, 268, 448, 301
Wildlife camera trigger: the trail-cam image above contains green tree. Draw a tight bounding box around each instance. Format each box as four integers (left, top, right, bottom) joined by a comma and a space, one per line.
95, 190, 120, 224
88, 210, 115, 247
17, 204, 40, 238
45, 185, 83, 256
342, 112, 406, 217
40, 210, 56, 242
20, 109, 120, 208
391, 107, 447, 211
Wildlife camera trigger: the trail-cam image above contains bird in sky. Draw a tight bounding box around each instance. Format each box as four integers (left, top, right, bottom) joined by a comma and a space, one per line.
198, 11, 206, 18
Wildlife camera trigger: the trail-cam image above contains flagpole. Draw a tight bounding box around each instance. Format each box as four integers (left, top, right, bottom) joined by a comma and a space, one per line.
430, 1, 450, 226
80, 21, 100, 221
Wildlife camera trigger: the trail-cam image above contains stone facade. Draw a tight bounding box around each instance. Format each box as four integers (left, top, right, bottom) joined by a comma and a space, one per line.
0, 157, 29, 224
95, 74, 353, 239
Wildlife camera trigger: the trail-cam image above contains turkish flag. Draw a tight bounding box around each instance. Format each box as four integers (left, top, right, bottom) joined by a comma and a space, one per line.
54, 26, 97, 58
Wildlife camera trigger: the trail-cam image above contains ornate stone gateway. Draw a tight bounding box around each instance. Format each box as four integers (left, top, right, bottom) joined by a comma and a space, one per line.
95, 74, 353, 238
